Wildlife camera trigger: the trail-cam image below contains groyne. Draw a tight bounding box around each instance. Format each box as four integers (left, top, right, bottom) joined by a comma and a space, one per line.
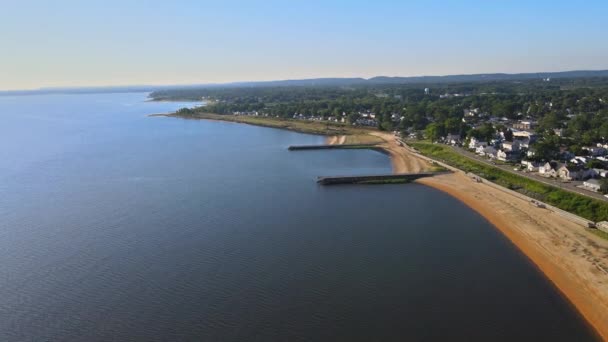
317, 172, 450, 185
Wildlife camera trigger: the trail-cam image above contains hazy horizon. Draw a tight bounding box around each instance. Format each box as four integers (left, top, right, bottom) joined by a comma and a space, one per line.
2, 0, 607, 91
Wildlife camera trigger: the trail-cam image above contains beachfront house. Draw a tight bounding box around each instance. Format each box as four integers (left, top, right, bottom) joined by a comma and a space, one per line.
557, 165, 587, 181
497, 149, 519, 162
468, 137, 487, 150
501, 140, 520, 152
539, 161, 559, 177
594, 169, 608, 178
478, 146, 497, 158
583, 179, 602, 192
521, 160, 540, 172
445, 134, 462, 146
583, 146, 608, 157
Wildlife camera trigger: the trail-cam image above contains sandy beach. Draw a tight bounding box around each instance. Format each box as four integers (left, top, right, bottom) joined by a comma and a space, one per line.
329, 132, 608, 340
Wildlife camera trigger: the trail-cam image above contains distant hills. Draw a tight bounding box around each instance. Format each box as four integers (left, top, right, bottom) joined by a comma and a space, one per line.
3, 69, 608, 95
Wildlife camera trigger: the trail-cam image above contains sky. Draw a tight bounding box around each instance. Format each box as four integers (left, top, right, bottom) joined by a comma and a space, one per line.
1, 0, 607, 90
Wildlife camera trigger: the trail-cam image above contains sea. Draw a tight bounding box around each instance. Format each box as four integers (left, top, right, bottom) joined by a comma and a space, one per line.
0, 92, 598, 341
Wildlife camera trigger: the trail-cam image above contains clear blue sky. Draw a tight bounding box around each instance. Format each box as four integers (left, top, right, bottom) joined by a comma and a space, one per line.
1, 0, 607, 90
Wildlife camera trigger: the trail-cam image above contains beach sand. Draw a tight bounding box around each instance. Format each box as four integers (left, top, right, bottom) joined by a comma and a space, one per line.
331, 131, 608, 340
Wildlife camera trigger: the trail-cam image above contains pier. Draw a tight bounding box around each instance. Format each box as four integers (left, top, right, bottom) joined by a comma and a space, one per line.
317, 172, 450, 185
288, 143, 378, 150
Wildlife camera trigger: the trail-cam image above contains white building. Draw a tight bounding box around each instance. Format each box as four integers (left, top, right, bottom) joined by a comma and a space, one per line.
539, 162, 559, 177
468, 137, 487, 150
583, 179, 602, 192
501, 140, 521, 152
521, 160, 540, 172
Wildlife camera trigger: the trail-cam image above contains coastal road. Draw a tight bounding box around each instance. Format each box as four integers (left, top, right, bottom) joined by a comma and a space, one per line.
447, 145, 608, 202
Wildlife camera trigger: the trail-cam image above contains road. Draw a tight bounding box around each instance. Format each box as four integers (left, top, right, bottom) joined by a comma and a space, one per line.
447, 145, 608, 202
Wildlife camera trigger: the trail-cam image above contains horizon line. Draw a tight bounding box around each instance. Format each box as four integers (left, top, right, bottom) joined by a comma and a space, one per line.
2, 67, 608, 93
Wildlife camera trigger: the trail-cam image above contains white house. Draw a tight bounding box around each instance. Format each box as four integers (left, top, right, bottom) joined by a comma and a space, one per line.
512, 130, 537, 141
497, 149, 519, 162
521, 160, 540, 172
594, 169, 608, 178
501, 140, 521, 152
478, 146, 497, 158
558, 165, 587, 181
516, 138, 531, 149
445, 134, 462, 146
583, 179, 602, 192
583, 146, 607, 156
539, 162, 559, 177
571, 156, 588, 165
468, 137, 487, 150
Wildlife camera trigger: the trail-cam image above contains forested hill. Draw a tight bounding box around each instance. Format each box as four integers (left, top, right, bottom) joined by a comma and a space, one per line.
368, 70, 608, 84
150, 70, 608, 101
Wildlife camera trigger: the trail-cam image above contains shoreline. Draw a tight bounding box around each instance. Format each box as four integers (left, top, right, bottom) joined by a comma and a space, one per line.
162, 112, 608, 340
418, 174, 607, 340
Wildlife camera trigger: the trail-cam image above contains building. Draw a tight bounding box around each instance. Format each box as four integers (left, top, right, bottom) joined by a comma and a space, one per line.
558, 165, 585, 181
424, 88, 430, 95
521, 160, 540, 172
594, 169, 608, 178
497, 149, 519, 162
479, 146, 497, 159
468, 137, 487, 150
512, 130, 537, 141
445, 134, 462, 146
501, 140, 521, 152
539, 161, 559, 177
512, 120, 537, 130
582, 146, 607, 157
583, 179, 602, 192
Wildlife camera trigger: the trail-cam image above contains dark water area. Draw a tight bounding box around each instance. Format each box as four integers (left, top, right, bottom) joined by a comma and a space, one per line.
0, 93, 598, 341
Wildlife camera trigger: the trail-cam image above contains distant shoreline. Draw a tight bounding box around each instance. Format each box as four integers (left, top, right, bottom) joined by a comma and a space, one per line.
158, 111, 608, 340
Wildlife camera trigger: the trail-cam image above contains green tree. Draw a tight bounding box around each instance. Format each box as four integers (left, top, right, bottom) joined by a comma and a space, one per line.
425, 122, 445, 141
601, 178, 608, 195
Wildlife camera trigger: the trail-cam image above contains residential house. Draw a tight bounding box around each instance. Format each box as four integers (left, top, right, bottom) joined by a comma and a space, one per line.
468, 137, 487, 150
501, 140, 521, 152
479, 146, 498, 159
594, 169, 608, 178
583, 146, 607, 157
445, 134, 462, 146
583, 179, 602, 192
512, 130, 537, 142
539, 161, 559, 177
512, 120, 537, 130
521, 160, 540, 172
497, 149, 519, 162
558, 165, 588, 181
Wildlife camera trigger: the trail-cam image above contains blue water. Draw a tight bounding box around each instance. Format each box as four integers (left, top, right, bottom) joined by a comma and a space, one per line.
0, 93, 598, 341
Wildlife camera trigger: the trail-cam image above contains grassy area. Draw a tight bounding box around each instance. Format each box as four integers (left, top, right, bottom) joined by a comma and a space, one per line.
410, 142, 608, 222
587, 228, 608, 240
343, 134, 384, 144
168, 112, 372, 136
429, 165, 449, 172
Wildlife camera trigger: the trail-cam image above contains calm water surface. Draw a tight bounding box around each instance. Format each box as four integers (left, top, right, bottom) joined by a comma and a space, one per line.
0, 93, 598, 341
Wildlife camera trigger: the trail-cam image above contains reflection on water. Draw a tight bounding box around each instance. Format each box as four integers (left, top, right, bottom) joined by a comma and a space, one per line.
0, 93, 598, 341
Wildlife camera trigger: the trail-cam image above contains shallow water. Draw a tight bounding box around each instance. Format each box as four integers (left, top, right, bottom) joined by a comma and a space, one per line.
0, 93, 598, 341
